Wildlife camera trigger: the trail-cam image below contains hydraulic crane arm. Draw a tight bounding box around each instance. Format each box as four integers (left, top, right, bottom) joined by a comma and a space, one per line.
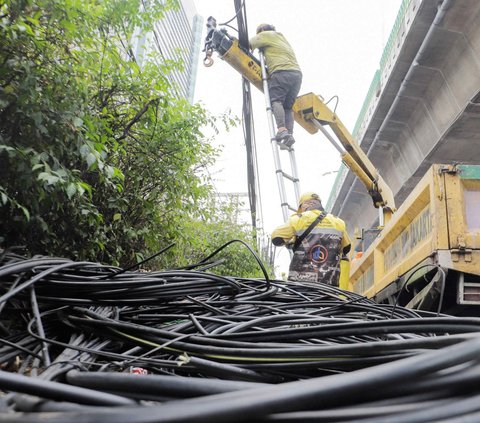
293, 93, 396, 222
203, 20, 396, 223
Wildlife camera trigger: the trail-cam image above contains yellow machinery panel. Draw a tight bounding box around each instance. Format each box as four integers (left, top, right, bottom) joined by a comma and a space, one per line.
350, 164, 480, 312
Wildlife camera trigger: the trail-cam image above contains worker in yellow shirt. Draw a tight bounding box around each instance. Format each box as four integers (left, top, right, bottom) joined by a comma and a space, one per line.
272, 192, 351, 288
250, 23, 302, 150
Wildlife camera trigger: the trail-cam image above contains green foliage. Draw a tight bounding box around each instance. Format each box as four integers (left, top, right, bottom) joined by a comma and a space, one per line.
0, 0, 270, 276
153, 197, 270, 278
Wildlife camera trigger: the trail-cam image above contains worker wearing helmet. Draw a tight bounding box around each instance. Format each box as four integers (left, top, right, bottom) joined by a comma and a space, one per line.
250, 24, 302, 150
272, 192, 351, 287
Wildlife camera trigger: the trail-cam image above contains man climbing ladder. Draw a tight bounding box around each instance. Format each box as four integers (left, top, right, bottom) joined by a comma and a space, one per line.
250, 23, 303, 150
256, 45, 301, 221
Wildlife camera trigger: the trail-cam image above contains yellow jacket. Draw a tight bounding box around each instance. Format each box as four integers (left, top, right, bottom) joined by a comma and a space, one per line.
272, 209, 351, 286
249, 31, 301, 74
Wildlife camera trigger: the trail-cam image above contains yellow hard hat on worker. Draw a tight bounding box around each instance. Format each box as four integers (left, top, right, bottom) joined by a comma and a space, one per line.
297, 192, 321, 213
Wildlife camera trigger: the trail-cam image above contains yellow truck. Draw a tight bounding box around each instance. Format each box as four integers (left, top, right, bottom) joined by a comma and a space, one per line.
204, 21, 480, 314
350, 164, 480, 314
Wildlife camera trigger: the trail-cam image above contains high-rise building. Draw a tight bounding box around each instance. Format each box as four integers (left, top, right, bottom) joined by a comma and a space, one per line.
131, 0, 202, 103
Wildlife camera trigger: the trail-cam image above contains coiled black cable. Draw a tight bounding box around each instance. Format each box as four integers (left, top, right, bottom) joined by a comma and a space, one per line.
1, 251, 480, 422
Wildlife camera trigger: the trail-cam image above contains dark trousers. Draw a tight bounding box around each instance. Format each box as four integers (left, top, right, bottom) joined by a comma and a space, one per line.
269, 70, 302, 133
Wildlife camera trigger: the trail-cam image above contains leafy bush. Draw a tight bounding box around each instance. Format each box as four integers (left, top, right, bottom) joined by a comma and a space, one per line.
154, 198, 269, 278
0, 0, 270, 277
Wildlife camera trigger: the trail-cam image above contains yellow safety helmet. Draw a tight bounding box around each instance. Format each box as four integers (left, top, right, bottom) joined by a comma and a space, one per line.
297, 192, 321, 212
256, 23, 275, 34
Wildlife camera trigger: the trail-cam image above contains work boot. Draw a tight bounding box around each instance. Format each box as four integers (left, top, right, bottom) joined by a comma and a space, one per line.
284, 135, 295, 148
278, 134, 295, 150
275, 128, 289, 141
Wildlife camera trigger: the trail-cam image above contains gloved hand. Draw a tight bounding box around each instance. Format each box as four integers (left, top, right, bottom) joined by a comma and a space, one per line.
272, 237, 286, 247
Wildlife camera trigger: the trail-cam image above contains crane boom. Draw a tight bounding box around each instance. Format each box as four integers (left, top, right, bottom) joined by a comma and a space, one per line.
203, 16, 480, 317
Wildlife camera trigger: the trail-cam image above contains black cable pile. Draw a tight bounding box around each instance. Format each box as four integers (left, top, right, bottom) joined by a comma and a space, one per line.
1, 250, 480, 422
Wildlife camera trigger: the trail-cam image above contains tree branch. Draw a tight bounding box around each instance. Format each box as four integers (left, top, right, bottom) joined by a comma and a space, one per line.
115, 99, 157, 142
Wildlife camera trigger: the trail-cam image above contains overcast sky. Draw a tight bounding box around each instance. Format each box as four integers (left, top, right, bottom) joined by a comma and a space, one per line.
192, 0, 402, 275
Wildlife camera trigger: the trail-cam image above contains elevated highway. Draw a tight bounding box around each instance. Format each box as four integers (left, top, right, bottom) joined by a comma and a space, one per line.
328, 0, 480, 243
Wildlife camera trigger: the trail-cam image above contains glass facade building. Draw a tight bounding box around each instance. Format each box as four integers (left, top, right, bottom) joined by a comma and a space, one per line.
131, 0, 202, 103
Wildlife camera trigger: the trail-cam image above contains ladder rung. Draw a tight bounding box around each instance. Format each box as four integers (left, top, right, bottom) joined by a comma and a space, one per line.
281, 202, 297, 212
276, 170, 298, 182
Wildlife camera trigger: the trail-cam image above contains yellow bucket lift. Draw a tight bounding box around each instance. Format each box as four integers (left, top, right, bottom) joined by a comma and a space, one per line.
203, 21, 480, 313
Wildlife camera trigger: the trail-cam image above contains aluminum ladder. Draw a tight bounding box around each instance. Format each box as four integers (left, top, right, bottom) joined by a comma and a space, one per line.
258, 52, 301, 221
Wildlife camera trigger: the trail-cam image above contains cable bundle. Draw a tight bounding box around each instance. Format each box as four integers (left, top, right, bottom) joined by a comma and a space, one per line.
1, 250, 480, 422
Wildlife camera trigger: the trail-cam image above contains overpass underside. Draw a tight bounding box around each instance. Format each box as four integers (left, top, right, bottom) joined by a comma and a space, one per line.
330, 0, 480, 241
